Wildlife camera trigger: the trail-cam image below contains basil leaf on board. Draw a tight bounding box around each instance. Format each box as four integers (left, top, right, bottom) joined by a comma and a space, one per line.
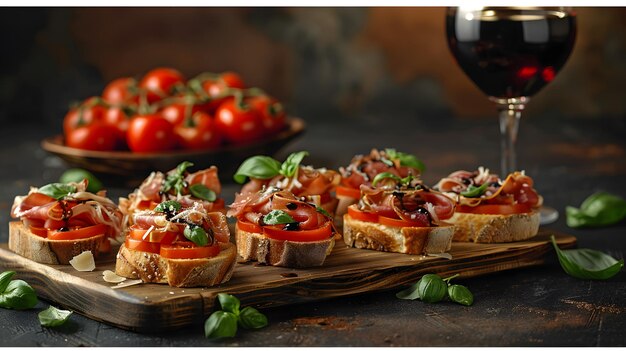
184, 226, 208, 247
0, 279, 38, 310
385, 148, 426, 173
396, 282, 421, 300
59, 168, 104, 193
551, 235, 624, 280
448, 285, 474, 306
566, 192, 626, 228
38, 183, 77, 200
263, 210, 296, 225
154, 200, 182, 214
204, 311, 238, 339
279, 151, 309, 178
38, 305, 73, 327
416, 274, 448, 303
233, 156, 281, 184
460, 182, 489, 198
189, 184, 217, 202
372, 172, 402, 187
0, 271, 16, 293
238, 306, 268, 329
218, 293, 240, 315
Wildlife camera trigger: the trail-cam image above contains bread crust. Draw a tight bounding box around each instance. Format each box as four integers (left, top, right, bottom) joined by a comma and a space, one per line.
115, 242, 236, 288
448, 210, 540, 243
8, 221, 105, 265
342, 214, 454, 255
235, 227, 334, 268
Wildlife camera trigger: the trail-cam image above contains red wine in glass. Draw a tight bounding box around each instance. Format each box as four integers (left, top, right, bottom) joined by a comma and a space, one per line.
446, 7, 577, 224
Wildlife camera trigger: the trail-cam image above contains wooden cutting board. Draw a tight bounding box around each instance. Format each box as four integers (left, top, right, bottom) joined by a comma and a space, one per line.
0, 230, 575, 332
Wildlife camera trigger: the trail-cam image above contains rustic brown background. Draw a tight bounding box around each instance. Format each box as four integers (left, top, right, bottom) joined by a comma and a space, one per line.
1, 7, 625, 129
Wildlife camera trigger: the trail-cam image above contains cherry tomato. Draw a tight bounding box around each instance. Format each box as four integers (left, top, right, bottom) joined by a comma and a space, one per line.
63, 97, 106, 135
160, 102, 204, 126
247, 95, 286, 135
139, 67, 185, 103
174, 111, 222, 150
102, 77, 138, 104
199, 72, 246, 113
214, 98, 265, 144
127, 114, 177, 152
66, 123, 121, 151
103, 106, 132, 141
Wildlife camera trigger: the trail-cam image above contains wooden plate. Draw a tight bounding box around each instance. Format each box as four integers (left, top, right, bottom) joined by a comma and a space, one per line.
41, 117, 305, 185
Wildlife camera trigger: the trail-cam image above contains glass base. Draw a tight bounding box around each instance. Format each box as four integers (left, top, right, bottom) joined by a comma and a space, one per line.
540, 206, 559, 225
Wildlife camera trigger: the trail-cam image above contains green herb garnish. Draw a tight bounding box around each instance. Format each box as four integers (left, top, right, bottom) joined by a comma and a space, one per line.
460, 182, 489, 198
371, 172, 415, 188
566, 192, 626, 228
59, 168, 104, 193
38, 305, 72, 327
184, 226, 209, 247
162, 161, 194, 195
189, 183, 217, 202
205, 293, 268, 339
38, 183, 77, 200
233, 151, 310, 184
154, 200, 182, 214
385, 148, 426, 173
551, 235, 623, 280
263, 210, 297, 225
396, 273, 473, 306
0, 271, 38, 310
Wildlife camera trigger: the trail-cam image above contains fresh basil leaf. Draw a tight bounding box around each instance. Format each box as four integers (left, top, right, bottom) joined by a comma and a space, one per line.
238, 306, 268, 329
417, 274, 448, 303
0, 271, 16, 293
315, 206, 332, 218
218, 293, 240, 315
189, 184, 217, 202
154, 200, 182, 214
0, 279, 38, 310
448, 285, 474, 306
551, 235, 624, 280
38, 183, 77, 200
396, 282, 421, 300
263, 210, 296, 225
385, 148, 426, 173
566, 192, 626, 228
162, 161, 194, 195
372, 172, 402, 187
204, 311, 238, 339
176, 161, 194, 175
59, 168, 104, 193
38, 305, 72, 327
233, 156, 281, 184
460, 183, 489, 198
184, 226, 208, 247
279, 151, 309, 178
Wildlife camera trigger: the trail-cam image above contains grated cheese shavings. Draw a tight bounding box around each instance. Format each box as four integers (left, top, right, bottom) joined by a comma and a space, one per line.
111, 279, 143, 289
69, 251, 96, 272
102, 270, 127, 283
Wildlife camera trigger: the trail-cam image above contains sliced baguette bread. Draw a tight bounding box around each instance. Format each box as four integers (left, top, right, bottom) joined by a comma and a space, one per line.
342, 214, 454, 255
448, 210, 540, 243
115, 242, 236, 288
8, 221, 105, 265
235, 227, 335, 268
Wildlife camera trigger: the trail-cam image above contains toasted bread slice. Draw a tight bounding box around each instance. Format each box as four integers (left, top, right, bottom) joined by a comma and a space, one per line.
235, 227, 334, 268
8, 221, 105, 265
447, 210, 540, 243
115, 242, 236, 288
342, 214, 454, 255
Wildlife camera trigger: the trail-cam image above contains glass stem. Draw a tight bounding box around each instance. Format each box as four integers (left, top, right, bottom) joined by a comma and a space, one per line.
491, 97, 528, 176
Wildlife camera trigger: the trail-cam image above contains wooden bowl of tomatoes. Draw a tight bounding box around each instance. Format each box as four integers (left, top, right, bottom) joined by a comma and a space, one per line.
42, 68, 306, 185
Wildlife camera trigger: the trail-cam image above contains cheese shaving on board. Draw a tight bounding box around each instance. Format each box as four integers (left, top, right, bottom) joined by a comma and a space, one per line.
69, 251, 96, 272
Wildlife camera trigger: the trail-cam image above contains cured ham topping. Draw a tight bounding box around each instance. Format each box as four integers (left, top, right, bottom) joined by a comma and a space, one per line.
339, 148, 422, 189
434, 167, 542, 208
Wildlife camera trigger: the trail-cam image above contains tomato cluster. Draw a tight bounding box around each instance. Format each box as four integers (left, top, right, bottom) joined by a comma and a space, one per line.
63, 68, 287, 152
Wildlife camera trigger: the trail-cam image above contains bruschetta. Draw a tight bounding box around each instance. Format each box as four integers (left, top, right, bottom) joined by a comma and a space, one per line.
433, 167, 543, 243
9, 180, 123, 264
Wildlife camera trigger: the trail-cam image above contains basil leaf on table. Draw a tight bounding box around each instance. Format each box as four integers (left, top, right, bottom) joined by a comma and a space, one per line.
204, 311, 238, 339
263, 210, 296, 225
385, 148, 426, 173
396, 282, 421, 300
0, 279, 38, 310
233, 156, 281, 184
184, 226, 209, 247
218, 293, 240, 315
0, 271, 15, 293
189, 184, 217, 202
566, 192, 626, 228
448, 284, 474, 306
551, 235, 624, 280
238, 306, 268, 329
279, 151, 309, 178
417, 274, 449, 303
38, 183, 77, 200
38, 305, 72, 327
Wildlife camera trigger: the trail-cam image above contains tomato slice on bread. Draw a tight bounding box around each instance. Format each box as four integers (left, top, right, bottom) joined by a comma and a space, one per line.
236, 220, 333, 242
456, 203, 532, 215
47, 223, 109, 241
335, 185, 361, 199
348, 206, 430, 227
160, 243, 220, 259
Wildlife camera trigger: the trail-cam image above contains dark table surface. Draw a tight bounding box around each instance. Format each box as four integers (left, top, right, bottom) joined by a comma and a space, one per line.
1, 114, 625, 346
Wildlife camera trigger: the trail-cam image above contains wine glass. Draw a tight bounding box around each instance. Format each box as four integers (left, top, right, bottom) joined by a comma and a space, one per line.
446, 7, 577, 224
